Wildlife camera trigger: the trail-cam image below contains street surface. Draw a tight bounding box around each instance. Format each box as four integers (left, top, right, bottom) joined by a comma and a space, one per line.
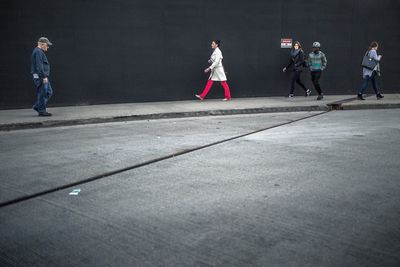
1, 109, 399, 266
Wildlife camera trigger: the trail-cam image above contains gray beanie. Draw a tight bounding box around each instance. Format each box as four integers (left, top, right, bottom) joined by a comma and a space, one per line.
312, 41, 321, 48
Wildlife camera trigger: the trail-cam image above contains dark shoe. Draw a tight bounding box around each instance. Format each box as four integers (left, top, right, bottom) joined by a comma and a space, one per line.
316, 94, 324, 100
38, 112, 52, 117
305, 89, 311, 97
32, 105, 39, 113
357, 94, 365, 100
286, 94, 294, 98
376, 93, 384, 99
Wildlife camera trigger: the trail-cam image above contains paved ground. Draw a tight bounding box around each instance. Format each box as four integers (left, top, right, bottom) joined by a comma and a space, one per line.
1, 109, 400, 266
0, 111, 318, 204
1, 94, 400, 130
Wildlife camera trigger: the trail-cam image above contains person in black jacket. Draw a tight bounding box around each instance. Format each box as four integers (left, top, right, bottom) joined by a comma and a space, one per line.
31, 37, 53, 116
283, 41, 311, 97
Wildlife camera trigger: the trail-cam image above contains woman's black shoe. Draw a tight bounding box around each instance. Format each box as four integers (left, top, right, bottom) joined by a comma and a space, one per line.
357, 94, 365, 100
38, 112, 52, 117
376, 93, 384, 99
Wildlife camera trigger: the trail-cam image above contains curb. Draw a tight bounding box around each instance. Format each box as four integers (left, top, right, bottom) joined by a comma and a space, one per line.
0, 105, 328, 131
1, 101, 399, 131
340, 103, 400, 110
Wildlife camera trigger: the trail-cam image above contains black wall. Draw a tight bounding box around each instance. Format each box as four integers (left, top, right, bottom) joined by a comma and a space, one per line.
1, 0, 399, 108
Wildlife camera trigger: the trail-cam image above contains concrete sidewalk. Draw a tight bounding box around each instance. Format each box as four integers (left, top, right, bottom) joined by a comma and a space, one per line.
1, 94, 399, 130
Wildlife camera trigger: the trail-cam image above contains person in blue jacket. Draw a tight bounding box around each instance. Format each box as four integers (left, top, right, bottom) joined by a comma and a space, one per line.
31, 37, 53, 116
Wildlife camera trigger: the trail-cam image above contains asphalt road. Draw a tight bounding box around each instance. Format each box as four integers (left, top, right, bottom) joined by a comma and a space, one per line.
1, 109, 399, 266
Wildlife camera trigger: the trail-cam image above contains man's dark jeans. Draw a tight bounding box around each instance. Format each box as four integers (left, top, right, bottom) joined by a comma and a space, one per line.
33, 79, 53, 113
311, 71, 323, 95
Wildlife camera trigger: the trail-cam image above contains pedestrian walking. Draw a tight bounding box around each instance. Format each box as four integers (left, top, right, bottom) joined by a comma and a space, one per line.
195, 40, 231, 101
308, 41, 327, 100
31, 37, 53, 116
357, 41, 384, 100
283, 41, 311, 98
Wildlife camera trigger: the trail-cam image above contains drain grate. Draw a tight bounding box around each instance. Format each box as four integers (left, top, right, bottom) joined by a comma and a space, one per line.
327, 97, 358, 110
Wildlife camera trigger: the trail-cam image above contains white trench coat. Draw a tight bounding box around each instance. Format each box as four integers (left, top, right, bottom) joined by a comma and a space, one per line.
208, 47, 227, 81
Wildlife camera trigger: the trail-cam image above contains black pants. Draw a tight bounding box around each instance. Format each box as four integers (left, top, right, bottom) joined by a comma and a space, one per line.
311, 71, 323, 95
290, 71, 307, 94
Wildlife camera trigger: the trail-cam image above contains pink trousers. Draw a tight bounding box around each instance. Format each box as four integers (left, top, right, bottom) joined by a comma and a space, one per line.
199, 80, 231, 99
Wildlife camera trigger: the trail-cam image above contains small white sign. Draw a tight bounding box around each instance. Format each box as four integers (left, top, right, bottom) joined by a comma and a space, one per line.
281, 38, 292, 48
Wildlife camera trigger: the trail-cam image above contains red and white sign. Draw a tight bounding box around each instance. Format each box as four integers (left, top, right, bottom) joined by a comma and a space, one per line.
281, 38, 292, 48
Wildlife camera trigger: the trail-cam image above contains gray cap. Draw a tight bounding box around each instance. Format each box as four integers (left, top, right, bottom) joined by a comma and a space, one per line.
312, 41, 321, 48
38, 37, 52, 46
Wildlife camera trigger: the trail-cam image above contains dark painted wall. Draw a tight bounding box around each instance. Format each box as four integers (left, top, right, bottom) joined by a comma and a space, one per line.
0, 0, 399, 108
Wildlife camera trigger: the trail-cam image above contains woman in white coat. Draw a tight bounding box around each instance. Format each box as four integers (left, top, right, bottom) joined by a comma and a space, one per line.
195, 40, 232, 101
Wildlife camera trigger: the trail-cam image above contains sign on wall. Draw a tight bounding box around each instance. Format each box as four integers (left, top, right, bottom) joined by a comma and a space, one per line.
281, 38, 292, 48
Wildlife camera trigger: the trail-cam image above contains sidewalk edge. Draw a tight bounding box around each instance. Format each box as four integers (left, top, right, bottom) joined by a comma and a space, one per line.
0, 105, 328, 131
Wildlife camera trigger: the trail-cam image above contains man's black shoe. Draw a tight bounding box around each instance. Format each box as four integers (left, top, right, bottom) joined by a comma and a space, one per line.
376, 93, 384, 99
38, 112, 52, 117
317, 94, 324, 100
357, 94, 365, 100
32, 106, 39, 112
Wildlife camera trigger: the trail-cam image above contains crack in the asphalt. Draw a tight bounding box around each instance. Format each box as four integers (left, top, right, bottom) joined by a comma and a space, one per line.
0, 111, 329, 208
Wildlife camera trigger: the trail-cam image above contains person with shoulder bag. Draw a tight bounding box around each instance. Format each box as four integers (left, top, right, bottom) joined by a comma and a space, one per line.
357, 41, 384, 100
308, 42, 327, 100
282, 41, 311, 98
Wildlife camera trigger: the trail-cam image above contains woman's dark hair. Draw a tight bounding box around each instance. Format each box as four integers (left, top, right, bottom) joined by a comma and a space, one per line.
293, 41, 302, 51
368, 41, 379, 51
212, 40, 221, 47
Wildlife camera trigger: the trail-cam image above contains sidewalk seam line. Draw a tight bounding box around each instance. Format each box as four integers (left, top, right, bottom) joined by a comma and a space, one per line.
0, 110, 329, 208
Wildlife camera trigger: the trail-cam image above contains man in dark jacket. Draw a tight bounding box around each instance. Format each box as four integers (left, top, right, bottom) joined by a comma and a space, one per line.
31, 37, 53, 116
